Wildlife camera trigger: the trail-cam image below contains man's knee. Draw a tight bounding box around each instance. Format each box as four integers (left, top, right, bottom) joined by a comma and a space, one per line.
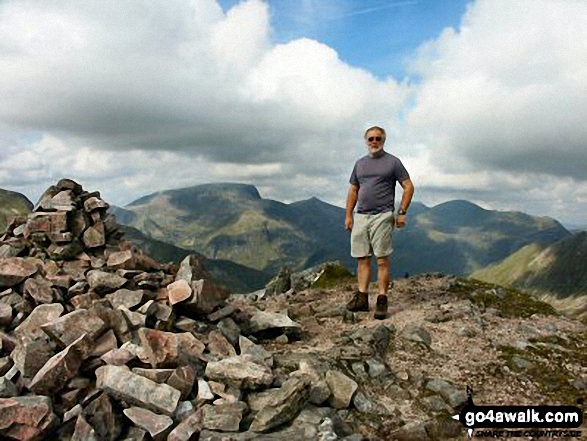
376, 256, 389, 265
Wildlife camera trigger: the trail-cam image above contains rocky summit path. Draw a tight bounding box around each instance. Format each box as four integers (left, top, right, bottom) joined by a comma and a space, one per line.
232, 272, 587, 440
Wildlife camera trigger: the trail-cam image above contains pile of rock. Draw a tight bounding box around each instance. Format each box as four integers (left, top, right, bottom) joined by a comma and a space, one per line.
0, 179, 369, 440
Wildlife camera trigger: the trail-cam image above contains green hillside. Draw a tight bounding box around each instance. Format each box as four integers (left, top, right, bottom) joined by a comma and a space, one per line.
114, 184, 570, 277
0, 189, 33, 233
473, 232, 587, 299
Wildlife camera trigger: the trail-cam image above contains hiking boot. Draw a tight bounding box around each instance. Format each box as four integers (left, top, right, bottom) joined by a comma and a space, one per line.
374, 294, 388, 320
346, 290, 369, 312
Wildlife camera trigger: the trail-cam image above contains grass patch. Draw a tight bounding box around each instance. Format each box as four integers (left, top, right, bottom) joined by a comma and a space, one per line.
311, 263, 355, 289
498, 332, 587, 404
449, 277, 557, 318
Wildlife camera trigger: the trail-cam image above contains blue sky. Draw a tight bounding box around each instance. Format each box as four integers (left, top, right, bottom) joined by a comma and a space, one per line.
218, 0, 471, 79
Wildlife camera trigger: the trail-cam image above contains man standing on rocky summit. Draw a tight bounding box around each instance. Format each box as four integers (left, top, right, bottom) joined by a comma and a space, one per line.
345, 126, 414, 319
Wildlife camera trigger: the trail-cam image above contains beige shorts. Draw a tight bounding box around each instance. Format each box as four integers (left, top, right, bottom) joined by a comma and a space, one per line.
350, 211, 394, 258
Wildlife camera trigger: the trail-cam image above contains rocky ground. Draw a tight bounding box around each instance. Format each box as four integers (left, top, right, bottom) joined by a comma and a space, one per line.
0, 179, 586, 441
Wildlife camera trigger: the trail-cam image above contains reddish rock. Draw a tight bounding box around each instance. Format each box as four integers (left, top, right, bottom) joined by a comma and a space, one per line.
41, 309, 107, 348
166, 365, 196, 399
89, 330, 118, 357
166, 280, 192, 305
123, 407, 173, 439
167, 408, 203, 441
0, 258, 38, 288
107, 250, 135, 270
24, 212, 67, 237
0, 396, 58, 441
207, 330, 236, 359
15, 304, 64, 343
23, 277, 53, 304
138, 328, 205, 368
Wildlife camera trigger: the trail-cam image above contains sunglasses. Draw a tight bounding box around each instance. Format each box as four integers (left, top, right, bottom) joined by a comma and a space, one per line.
368, 136, 382, 142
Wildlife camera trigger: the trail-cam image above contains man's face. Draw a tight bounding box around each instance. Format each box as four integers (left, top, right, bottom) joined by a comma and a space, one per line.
365, 129, 385, 156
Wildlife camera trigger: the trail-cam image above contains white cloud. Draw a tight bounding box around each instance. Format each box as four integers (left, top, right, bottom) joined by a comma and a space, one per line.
1, 0, 586, 227
405, 0, 587, 180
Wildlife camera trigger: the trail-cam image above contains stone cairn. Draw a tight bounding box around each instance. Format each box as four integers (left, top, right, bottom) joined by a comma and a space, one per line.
0, 179, 367, 440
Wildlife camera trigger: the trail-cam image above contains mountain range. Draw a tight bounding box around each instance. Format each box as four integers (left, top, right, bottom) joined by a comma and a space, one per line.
111, 183, 570, 279
0, 182, 577, 297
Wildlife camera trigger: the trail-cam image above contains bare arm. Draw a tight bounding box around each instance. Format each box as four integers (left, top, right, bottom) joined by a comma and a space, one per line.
398, 178, 414, 213
345, 184, 359, 231
395, 178, 414, 228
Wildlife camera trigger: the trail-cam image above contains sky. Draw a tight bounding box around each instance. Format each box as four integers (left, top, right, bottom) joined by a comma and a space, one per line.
0, 0, 586, 228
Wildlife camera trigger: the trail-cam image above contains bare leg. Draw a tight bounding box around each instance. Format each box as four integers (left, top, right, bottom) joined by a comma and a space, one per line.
357, 256, 371, 293
376, 256, 390, 295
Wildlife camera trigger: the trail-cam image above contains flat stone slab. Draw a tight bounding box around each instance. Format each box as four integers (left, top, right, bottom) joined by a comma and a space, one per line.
87, 270, 127, 293
42, 309, 107, 347
205, 355, 273, 390
96, 365, 181, 415
0, 258, 38, 288
15, 304, 64, 343
167, 280, 192, 305
325, 370, 358, 409
123, 407, 173, 438
201, 403, 247, 432
249, 311, 301, 333
29, 333, 92, 395
250, 377, 309, 432
105, 289, 144, 310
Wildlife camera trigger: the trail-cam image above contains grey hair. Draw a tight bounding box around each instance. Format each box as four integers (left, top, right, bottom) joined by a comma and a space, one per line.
364, 126, 386, 141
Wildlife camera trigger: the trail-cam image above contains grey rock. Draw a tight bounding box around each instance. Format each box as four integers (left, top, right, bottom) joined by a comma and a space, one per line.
95, 365, 181, 415
402, 326, 432, 347
197, 379, 215, 401
208, 305, 236, 322
425, 378, 467, 409
239, 335, 273, 368
123, 407, 173, 439
325, 370, 358, 409
512, 355, 534, 370
366, 358, 387, 378
250, 377, 309, 432
23, 276, 54, 304
105, 289, 144, 310
205, 355, 274, 389
201, 402, 247, 432
87, 269, 127, 293
421, 395, 450, 413
218, 317, 241, 347
0, 377, 18, 398
249, 310, 301, 333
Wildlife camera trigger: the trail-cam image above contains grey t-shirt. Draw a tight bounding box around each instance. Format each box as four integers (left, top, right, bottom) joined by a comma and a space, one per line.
349, 151, 410, 214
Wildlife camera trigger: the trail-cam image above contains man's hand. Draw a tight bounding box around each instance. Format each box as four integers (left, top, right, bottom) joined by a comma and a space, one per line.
345, 215, 353, 232
395, 214, 407, 228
